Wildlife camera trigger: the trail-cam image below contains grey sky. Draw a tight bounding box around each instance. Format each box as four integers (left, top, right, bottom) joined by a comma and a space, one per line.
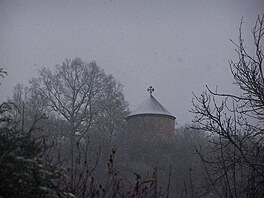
0, 0, 263, 125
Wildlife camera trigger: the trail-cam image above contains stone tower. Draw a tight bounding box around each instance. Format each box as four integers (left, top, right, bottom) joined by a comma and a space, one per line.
126, 86, 176, 141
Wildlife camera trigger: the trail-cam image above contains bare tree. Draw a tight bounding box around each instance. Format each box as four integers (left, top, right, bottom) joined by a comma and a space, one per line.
7, 58, 128, 193
191, 15, 264, 197
36, 58, 128, 140
7, 83, 49, 133
32, 57, 128, 191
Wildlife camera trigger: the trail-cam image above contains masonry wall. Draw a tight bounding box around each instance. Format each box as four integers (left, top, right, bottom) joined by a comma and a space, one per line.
126, 114, 175, 141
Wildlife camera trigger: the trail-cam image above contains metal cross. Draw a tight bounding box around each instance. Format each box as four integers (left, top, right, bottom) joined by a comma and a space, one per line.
147, 86, 154, 95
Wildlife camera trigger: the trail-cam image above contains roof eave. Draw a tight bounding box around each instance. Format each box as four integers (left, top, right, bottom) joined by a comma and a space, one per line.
125, 113, 176, 120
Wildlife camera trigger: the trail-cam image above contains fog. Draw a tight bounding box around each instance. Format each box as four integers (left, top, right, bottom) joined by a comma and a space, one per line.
0, 0, 263, 125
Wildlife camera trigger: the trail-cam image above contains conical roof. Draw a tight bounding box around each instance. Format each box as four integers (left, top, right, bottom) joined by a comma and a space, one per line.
127, 95, 175, 119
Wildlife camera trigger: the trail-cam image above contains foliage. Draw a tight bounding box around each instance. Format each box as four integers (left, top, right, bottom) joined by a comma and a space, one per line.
192, 15, 264, 197
71, 148, 163, 198
0, 103, 74, 198
0, 101, 166, 198
116, 124, 208, 197
8, 58, 129, 193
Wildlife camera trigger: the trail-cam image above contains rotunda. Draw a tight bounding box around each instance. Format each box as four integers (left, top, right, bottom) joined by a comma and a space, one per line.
126, 86, 176, 140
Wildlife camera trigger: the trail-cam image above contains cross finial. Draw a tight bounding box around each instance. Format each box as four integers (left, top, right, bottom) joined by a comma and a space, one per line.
147, 86, 154, 95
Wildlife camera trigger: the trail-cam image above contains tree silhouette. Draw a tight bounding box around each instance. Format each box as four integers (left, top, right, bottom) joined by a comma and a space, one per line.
192, 15, 264, 197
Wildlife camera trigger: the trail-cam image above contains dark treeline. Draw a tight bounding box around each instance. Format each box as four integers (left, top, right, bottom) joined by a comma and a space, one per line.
0, 15, 264, 198
0, 97, 208, 197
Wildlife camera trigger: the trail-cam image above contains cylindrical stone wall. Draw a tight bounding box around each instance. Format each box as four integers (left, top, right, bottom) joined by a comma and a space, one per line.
126, 114, 175, 141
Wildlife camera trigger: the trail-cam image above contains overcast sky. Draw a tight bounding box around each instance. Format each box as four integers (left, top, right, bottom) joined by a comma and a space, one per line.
0, 0, 263, 125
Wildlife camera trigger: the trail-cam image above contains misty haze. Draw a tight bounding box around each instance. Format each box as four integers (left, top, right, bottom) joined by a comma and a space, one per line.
0, 1, 264, 197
